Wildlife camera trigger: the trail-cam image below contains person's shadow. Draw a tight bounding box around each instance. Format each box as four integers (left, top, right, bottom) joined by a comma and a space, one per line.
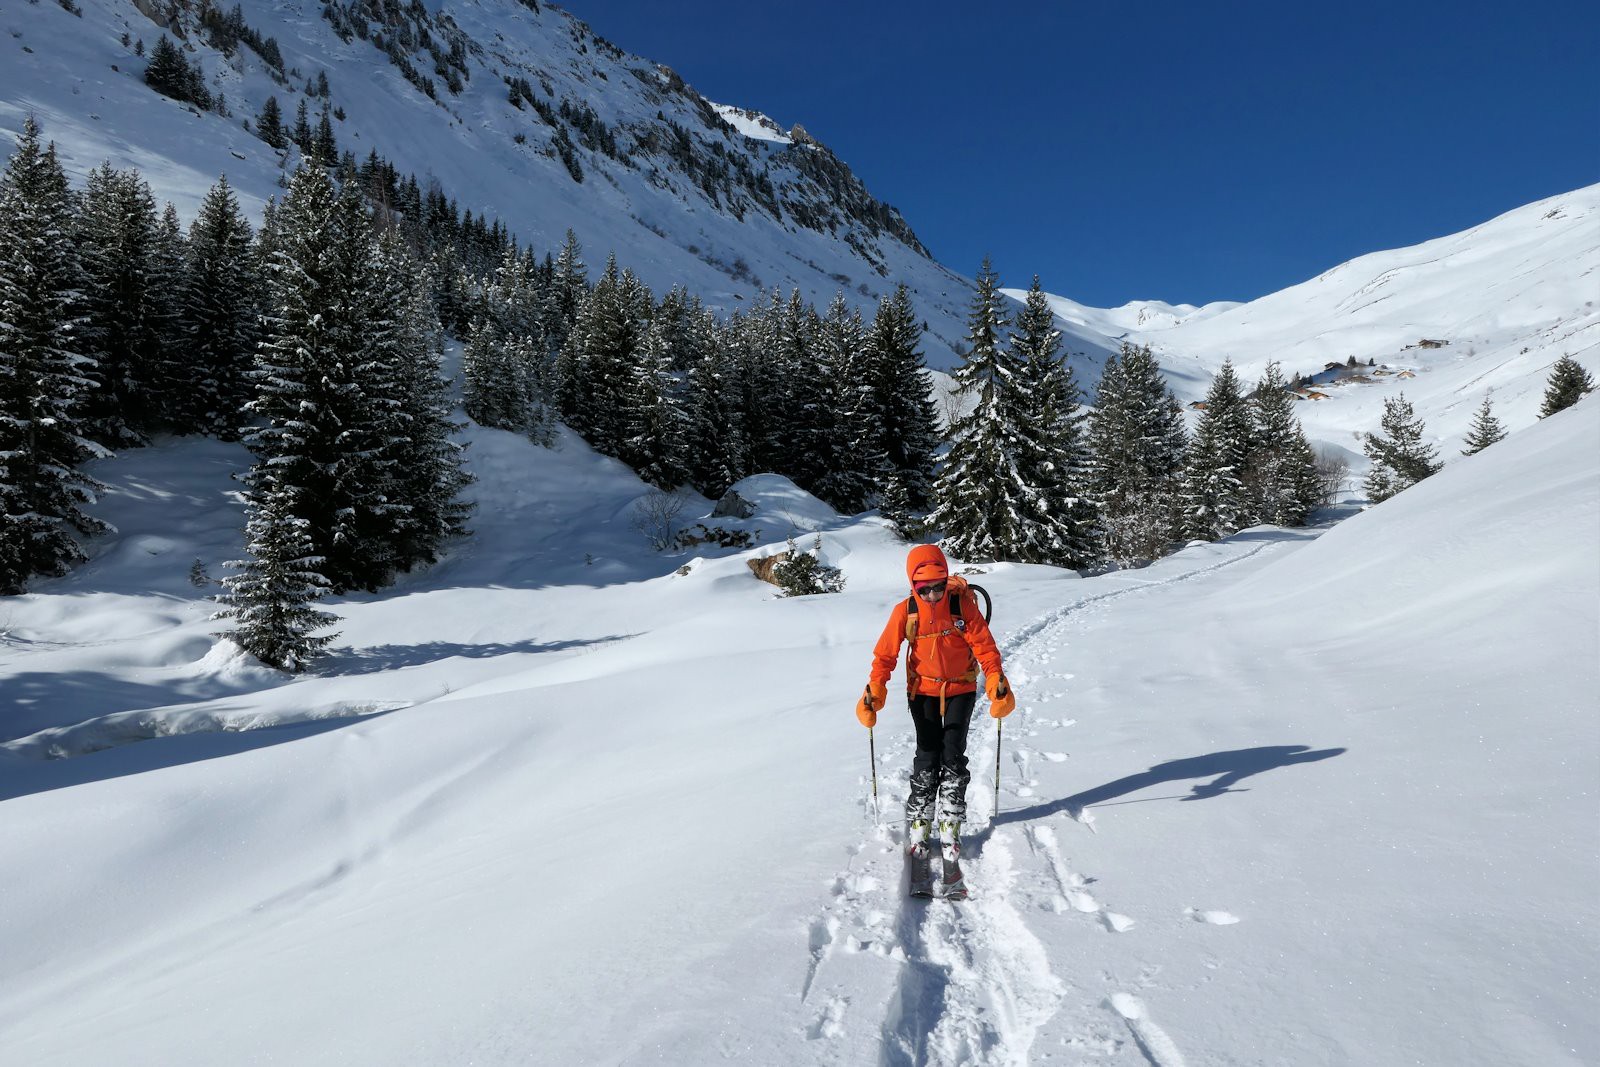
991, 745, 1346, 829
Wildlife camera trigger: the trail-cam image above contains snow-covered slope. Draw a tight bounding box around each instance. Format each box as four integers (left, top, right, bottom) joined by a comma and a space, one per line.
0, 0, 978, 360
2, 373, 1594, 1063
1030, 184, 1600, 460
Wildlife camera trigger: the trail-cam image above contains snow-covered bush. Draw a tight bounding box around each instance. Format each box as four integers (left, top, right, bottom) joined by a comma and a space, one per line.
772, 535, 845, 597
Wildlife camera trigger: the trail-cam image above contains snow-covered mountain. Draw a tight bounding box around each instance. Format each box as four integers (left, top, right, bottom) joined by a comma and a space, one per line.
0, 0, 977, 358
1020, 184, 1600, 459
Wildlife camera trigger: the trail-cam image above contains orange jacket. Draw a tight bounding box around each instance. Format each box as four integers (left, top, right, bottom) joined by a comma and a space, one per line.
869, 546, 1003, 699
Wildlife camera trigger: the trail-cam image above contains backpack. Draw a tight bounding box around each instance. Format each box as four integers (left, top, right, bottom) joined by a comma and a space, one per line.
901, 579, 993, 703
902, 580, 992, 629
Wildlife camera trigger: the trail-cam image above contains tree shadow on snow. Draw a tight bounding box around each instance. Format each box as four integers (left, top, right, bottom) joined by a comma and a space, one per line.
323, 635, 636, 674
990, 744, 1347, 831
0, 710, 389, 803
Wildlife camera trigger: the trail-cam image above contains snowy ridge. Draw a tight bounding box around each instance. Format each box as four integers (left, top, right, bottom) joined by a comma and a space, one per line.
0, 0, 978, 361
712, 102, 793, 144
1038, 183, 1600, 460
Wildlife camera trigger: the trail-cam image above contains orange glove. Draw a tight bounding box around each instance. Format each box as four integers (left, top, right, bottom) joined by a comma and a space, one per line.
856, 681, 887, 728
986, 673, 1016, 718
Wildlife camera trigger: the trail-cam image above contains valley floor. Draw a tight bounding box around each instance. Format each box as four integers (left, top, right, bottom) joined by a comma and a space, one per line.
2, 407, 1596, 1066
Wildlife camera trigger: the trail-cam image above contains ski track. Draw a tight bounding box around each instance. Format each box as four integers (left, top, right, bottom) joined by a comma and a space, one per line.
806, 540, 1286, 1062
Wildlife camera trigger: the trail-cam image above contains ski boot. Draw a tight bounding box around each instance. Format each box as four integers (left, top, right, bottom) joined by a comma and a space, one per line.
907, 819, 934, 898
939, 819, 967, 900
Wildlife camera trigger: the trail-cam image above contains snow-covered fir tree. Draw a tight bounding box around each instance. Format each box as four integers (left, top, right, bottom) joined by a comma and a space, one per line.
1538, 356, 1595, 418
1182, 359, 1254, 540
863, 283, 939, 517
179, 175, 259, 439
566, 256, 649, 457
1009, 277, 1098, 567
652, 286, 699, 373
738, 291, 789, 475
213, 480, 339, 672
0, 118, 110, 593
76, 163, 173, 442
1461, 393, 1508, 455
809, 293, 877, 514
1244, 361, 1322, 527
1087, 343, 1188, 565
684, 311, 746, 497
246, 163, 397, 593
774, 289, 827, 493
544, 228, 586, 361
148, 202, 190, 428
463, 313, 547, 438
1362, 392, 1442, 504
933, 257, 1062, 564
365, 229, 474, 567
620, 315, 689, 490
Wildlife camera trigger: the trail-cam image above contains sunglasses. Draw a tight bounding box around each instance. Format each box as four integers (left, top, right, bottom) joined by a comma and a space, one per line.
915, 581, 948, 598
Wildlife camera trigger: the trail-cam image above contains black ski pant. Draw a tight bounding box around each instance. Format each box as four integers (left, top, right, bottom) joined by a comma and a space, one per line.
905, 690, 976, 826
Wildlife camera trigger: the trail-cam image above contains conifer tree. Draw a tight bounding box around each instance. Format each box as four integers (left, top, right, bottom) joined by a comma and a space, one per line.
292, 99, 313, 152
247, 163, 395, 593
213, 480, 339, 672
77, 163, 165, 442
1182, 359, 1254, 540
809, 293, 876, 513
931, 257, 1053, 563
1244, 361, 1321, 526
144, 37, 190, 101
147, 202, 189, 427
257, 96, 288, 151
180, 175, 259, 438
684, 311, 746, 497
620, 316, 689, 489
1087, 343, 1188, 565
1362, 392, 1442, 504
1460, 393, 1508, 455
463, 312, 549, 441
1009, 277, 1098, 566
366, 230, 473, 566
737, 292, 787, 475
774, 289, 826, 490
544, 228, 586, 359
313, 107, 338, 164
1538, 356, 1595, 418
0, 118, 110, 593
566, 256, 646, 456
863, 284, 939, 514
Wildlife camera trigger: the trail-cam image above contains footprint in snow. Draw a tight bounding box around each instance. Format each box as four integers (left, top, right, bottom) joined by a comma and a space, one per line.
1185, 907, 1241, 925
1041, 751, 1069, 762
805, 995, 847, 1040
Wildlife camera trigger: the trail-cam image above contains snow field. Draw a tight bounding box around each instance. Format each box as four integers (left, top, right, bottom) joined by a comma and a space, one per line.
1, 399, 1596, 1063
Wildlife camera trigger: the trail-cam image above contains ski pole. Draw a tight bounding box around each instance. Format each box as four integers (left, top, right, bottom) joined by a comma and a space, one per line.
993, 718, 1003, 820
868, 725, 880, 824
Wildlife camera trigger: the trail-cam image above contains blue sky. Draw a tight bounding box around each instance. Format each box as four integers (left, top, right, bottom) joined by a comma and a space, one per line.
567, 1, 1598, 308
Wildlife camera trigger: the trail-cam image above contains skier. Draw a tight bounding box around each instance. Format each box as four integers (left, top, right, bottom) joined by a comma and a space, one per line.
855, 543, 1015, 897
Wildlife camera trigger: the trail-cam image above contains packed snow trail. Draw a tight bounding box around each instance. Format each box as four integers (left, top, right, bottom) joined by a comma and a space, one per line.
803, 530, 1302, 1065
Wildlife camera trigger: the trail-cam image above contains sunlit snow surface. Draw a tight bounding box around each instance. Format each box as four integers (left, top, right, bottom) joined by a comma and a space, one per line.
2, 395, 1595, 1064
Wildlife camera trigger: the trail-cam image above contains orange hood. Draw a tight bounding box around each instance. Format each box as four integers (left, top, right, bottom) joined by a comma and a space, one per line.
905, 544, 950, 587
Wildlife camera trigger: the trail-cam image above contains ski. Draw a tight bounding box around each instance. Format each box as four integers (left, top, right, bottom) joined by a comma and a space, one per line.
908, 845, 934, 898
940, 859, 968, 900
